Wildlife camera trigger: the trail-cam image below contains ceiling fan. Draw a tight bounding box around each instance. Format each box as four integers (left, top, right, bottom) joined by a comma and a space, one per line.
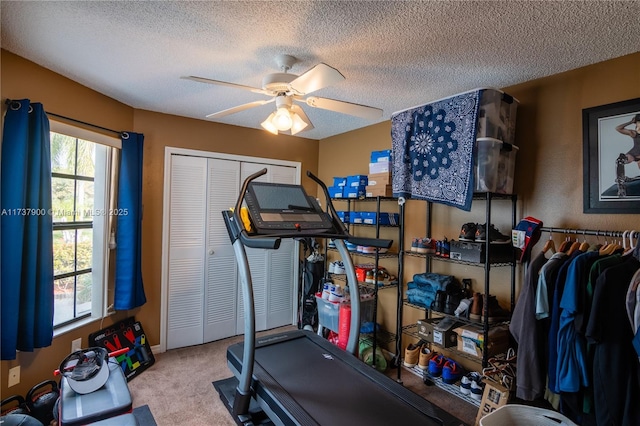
181, 54, 383, 135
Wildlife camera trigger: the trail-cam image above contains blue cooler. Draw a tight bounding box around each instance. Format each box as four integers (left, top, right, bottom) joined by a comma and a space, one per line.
59, 357, 134, 425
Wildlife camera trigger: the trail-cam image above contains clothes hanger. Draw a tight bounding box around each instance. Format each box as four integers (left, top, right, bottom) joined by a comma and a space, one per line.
579, 230, 590, 252
542, 229, 556, 255
558, 234, 572, 253
567, 239, 581, 256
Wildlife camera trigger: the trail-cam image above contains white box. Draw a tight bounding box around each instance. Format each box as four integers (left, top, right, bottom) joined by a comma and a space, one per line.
369, 161, 390, 174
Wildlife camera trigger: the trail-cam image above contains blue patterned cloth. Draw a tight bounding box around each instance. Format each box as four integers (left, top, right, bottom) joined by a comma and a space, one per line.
391, 90, 482, 211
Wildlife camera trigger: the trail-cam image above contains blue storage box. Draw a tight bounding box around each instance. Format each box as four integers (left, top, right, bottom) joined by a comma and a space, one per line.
333, 177, 347, 187
378, 213, 400, 226
329, 186, 344, 198
346, 175, 368, 187
371, 149, 392, 163
350, 212, 362, 223
344, 185, 366, 198
336, 211, 350, 223
360, 212, 377, 225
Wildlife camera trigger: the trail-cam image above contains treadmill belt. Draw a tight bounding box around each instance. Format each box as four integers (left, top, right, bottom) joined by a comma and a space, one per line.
228, 331, 464, 426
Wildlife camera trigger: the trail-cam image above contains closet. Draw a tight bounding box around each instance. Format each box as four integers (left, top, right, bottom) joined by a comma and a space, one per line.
163, 150, 300, 350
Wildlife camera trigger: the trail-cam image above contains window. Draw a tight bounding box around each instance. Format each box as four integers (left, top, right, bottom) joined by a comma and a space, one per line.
49, 121, 119, 331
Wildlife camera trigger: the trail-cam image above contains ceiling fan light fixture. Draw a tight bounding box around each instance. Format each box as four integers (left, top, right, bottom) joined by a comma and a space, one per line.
273, 107, 293, 131
261, 113, 279, 135
290, 112, 308, 135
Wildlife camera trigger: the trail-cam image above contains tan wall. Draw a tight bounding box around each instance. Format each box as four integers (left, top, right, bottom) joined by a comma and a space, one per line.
318, 52, 640, 354
0, 50, 319, 398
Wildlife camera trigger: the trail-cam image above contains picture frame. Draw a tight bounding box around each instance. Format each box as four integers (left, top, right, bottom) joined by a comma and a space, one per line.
583, 97, 640, 214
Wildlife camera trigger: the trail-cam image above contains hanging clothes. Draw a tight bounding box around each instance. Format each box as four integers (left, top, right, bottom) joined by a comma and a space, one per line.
585, 256, 640, 425
510, 251, 548, 400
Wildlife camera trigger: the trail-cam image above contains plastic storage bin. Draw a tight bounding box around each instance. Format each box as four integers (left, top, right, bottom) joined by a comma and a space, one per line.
316, 295, 340, 333
479, 404, 576, 426
474, 137, 518, 194
477, 89, 519, 146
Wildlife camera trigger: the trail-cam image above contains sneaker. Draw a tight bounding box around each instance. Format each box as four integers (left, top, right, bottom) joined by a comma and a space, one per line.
416, 238, 436, 254
444, 292, 462, 315
454, 298, 473, 317
333, 261, 346, 274
403, 342, 422, 367
435, 240, 442, 256
411, 238, 420, 253
328, 261, 336, 274
441, 237, 450, 257
328, 239, 336, 249
459, 222, 477, 241
328, 285, 344, 302
460, 374, 472, 395
469, 373, 485, 401
428, 354, 446, 377
442, 359, 464, 384
418, 347, 436, 370
365, 270, 375, 284
475, 223, 510, 243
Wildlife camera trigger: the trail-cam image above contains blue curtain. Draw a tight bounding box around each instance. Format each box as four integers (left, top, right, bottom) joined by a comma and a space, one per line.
1, 100, 54, 360
114, 132, 146, 310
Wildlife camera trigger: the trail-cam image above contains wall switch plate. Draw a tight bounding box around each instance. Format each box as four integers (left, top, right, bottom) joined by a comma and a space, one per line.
8, 366, 20, 387
72, 337, 82, 352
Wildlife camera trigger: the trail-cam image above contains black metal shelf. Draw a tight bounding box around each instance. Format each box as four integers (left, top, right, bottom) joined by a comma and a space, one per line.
404, 250, 514, 267
327, 247, 398, 259
330, 274, 399, 290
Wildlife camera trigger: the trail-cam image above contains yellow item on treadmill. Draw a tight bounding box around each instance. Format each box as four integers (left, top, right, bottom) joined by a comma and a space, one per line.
240, 207, 253, 232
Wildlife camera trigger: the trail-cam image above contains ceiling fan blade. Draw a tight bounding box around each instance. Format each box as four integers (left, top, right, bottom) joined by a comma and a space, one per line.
304, 96, 383, 120
181, 76, 268, 95
289, 63, 345, 95
291, 105, 314, 132
206, 99, 274, 118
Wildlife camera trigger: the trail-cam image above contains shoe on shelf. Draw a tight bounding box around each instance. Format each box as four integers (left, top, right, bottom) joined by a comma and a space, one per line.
442, 359, 465, 384
459, 222, 478, 241
435, 240, 442, 256
365, 270, 375, 284
411, 238, 420, 253
403, 342, 422, 368
441, 237, 450, 257
418, 347, 436, 370
328, 239, 336, 249
415, 238, 436, 254
482, 295, 511, 324
469, 373, 485, 401
428, 354, 446, 377
444, 292, 462, 315
475, 223, 510, 244
454, 298, 473, 317
431, 290, 447, 312
460, 374, 472, 395
333, 261, 346, 274
469, 292, 483, 321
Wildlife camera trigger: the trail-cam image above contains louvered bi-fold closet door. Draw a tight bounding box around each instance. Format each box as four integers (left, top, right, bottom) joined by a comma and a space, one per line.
167, 155, 207, 350
237, 163, 298, 334
203, 158, 241, 343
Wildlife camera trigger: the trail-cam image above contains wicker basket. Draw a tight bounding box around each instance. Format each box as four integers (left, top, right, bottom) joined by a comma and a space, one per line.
479, 404, 577, 426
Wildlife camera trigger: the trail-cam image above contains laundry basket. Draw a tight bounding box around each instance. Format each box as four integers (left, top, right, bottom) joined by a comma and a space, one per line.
479, 404, 577, 426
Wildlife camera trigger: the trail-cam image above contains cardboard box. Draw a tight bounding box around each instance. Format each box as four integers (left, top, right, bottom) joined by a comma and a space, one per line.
365, 185, 393, 198
344, 185, 366, 198
454, 324, 510, 359
475, 380, 511, 426
369, 161, 390, 174
367, 172, 391, 186
328, 186, 344, 198
417, 317, 459, 348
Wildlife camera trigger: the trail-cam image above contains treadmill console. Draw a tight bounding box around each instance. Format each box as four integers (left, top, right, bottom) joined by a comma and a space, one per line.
244, 182, 334, 234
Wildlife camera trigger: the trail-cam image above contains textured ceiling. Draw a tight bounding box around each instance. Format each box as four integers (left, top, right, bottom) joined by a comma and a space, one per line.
2, 1, 639, 140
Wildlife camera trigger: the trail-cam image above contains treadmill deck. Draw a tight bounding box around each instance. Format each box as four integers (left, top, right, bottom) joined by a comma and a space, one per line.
227, 330, 465, 426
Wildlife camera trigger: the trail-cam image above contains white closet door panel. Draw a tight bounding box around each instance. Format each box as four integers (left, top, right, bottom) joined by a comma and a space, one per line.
205, 158, 241, 342
167, 155, 207, 350
266, 238, 296, 328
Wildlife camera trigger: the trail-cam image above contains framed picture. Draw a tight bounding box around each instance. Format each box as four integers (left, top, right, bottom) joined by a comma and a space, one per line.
583, 97, 640, 213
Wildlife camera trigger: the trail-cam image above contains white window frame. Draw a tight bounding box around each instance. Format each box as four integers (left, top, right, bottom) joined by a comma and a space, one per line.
50, 120, 120, 336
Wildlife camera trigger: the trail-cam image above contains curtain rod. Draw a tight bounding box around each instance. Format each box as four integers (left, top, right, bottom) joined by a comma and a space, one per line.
540, 227, 639, 239
4, 98, 125, 137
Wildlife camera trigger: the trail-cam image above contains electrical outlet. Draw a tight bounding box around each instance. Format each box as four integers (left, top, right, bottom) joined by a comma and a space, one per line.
72, 337, 82, 352
8, 366, 20, 387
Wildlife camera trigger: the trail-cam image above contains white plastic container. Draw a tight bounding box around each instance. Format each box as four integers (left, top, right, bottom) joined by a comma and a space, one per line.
479, 404, 577, 426
477, 89, 519, 146
474, 137, 518, 194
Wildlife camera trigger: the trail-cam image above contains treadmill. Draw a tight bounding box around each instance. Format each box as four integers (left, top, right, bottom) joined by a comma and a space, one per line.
219, 169, 465, 426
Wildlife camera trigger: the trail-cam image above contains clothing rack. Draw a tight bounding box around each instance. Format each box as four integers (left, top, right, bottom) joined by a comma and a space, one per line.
540, 227, 639, 240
